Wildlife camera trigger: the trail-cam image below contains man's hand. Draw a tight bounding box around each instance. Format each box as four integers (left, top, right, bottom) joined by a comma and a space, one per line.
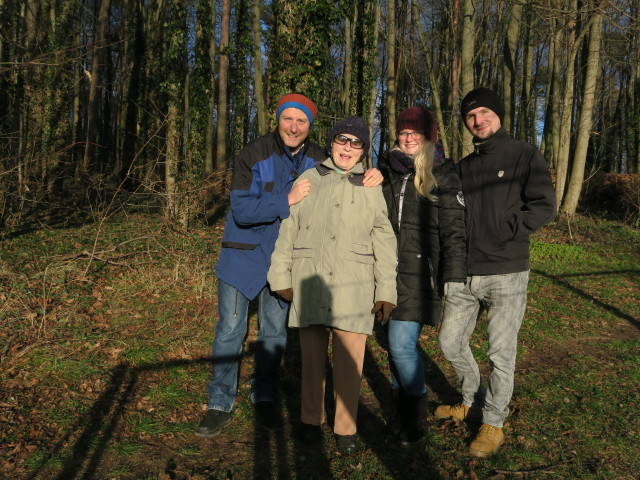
274, 288, 293, 302
363, 167, 383, 187
288, 178, 311, 205
371, 301, 394, 325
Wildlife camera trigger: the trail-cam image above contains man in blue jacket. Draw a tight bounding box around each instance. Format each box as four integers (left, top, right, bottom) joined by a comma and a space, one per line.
435, 88, 556, 457
196, 93, 382, 437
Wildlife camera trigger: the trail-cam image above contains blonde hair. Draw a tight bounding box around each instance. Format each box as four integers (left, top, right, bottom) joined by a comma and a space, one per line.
392, 141, 438, 201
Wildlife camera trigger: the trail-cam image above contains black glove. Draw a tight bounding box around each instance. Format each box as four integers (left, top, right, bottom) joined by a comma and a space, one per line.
371, 301, 394, 325
274, 288, 293, 302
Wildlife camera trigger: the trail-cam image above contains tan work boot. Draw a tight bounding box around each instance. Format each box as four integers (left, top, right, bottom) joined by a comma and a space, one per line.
434, 403, 482, 421
469, 423, 504, 457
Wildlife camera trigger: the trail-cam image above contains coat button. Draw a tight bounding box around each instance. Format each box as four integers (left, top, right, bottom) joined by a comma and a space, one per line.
416, 254, 422, 258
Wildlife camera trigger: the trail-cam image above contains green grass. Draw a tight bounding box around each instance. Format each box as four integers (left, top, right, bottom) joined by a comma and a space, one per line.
1, 213, 638, 480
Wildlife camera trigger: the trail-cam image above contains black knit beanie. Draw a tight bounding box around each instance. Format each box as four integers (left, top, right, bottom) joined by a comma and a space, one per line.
330, 116, 370, 153
460, 87, 505, 123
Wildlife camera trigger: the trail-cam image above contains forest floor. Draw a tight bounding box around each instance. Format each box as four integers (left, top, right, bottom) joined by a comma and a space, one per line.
0, 211, 638, 480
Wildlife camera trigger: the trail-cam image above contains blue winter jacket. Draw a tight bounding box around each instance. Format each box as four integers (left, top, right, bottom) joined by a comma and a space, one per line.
215, 129, 326, 300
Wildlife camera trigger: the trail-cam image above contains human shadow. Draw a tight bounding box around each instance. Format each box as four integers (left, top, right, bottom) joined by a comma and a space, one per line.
25, 356, 214, 480
532, 268, 640, 330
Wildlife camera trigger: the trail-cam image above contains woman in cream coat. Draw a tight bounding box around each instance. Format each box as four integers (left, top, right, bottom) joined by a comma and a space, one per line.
268, 116, 397, 455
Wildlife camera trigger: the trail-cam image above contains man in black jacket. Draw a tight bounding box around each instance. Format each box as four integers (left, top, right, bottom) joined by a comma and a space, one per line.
435, 87, 556, 457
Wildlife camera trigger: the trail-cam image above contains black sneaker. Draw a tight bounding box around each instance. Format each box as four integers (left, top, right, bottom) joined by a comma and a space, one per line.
335, 434, 363, 455
298, 423, 323, 444
195, 409, 232, 438
254, 401, 283, 431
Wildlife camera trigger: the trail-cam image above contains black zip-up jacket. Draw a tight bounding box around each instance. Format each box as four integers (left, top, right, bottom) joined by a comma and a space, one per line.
379, 148, 467, 326
459, 127, 556, 275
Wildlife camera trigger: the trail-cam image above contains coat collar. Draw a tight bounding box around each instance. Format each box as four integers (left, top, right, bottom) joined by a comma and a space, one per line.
316, 157, 366, 186
473, 126, 510, 155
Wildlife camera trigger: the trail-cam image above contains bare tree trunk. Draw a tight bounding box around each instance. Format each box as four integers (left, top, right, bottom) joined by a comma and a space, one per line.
519, 10, 535, 143
450, 0, 461, 161
555, 4, 592, 208
215, 0, 230, 171
502, 1, 523, 135
252, 0, 267, 136
386, 0, 397, 146
632, 0, 640, 173
367, 0, 381, 165
411, 0, 449, 155
459, 0, 476, 158
340, 7, 354, 117
562, 12, 603, 215
205, 0, 217, 175
165, 100, 179, 218
82, 0, 111, 175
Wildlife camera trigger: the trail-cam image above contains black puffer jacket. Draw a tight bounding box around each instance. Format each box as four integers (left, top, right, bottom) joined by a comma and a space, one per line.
379, 147, 467, 326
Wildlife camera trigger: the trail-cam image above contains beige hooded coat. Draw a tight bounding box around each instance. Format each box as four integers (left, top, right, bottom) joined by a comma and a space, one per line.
267, 157, 397, 335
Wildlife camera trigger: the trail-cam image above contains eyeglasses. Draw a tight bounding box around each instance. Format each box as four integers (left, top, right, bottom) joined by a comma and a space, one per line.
333, 134, 364, 149
398, 131, 424, 140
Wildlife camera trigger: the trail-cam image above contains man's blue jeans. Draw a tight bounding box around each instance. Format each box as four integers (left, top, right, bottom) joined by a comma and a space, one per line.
438, 271, 529, 427
388, 320, 427, 397
206, 279, 288, 412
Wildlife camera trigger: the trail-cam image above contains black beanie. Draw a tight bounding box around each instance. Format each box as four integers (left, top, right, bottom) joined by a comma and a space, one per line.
330, 116, 370, 153
460, 87, 505, 123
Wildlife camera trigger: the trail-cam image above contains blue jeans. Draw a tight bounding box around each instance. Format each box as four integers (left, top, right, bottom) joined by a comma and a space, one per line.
438, 271, 529, 427
388, 320, 427, 397
206, 279, 288, 412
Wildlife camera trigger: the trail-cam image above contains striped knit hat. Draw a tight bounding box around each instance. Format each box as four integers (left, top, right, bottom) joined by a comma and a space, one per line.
276, 93, 318, 126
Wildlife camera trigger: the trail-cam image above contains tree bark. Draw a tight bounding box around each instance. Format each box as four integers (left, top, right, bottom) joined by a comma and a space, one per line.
367, 0, 381, 167
502, 1, 522, 136
411, 0, 449, 155
82, 0, 111, 175
459, 0, 476, 158
562, 11, 603, 214
215, 0, 230, 172
205, 0, 217, 175
252, 0, 267, 136
554, 3, 592, 208
386, 0, 397, 146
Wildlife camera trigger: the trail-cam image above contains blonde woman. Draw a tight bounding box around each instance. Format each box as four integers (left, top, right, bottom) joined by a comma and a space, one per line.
378, 107, 467, 444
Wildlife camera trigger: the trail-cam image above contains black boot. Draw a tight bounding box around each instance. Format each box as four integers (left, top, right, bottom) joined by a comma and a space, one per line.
396, 394, 427, 445
388, 390, 403, 437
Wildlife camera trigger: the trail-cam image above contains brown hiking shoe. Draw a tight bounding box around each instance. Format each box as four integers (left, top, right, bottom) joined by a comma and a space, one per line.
469, 423, 504, 457
434, 403, 482, 421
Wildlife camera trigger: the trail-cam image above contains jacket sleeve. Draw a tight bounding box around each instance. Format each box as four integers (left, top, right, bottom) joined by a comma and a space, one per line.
229, 145, 290, 226
508, 149, 557, 239
266, 192, 300, 291
370, 188, 398, 305
437, 160, 467, 283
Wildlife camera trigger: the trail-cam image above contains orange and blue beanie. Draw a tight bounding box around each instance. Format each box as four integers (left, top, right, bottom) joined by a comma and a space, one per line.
276, 93, 318, 126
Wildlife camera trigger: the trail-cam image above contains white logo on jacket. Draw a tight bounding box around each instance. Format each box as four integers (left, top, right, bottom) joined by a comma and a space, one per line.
457, 191, 465, 206
498, 170, 505, 178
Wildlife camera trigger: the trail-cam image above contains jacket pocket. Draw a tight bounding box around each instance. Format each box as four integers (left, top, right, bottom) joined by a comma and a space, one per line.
348, 243, 374, 264
221, 241, 258, 250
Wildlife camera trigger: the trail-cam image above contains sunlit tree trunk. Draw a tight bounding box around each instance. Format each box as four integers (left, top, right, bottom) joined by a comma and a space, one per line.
252, 0, 267, 136
502, 1, 522, 136
562, 11, 603, 215
555, 3, 591, 208
215, 0, 230, 171
459, 0, 475, 158
205, 0, 217, 175
367, 0, 380, 166
340, 6, 354, 117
